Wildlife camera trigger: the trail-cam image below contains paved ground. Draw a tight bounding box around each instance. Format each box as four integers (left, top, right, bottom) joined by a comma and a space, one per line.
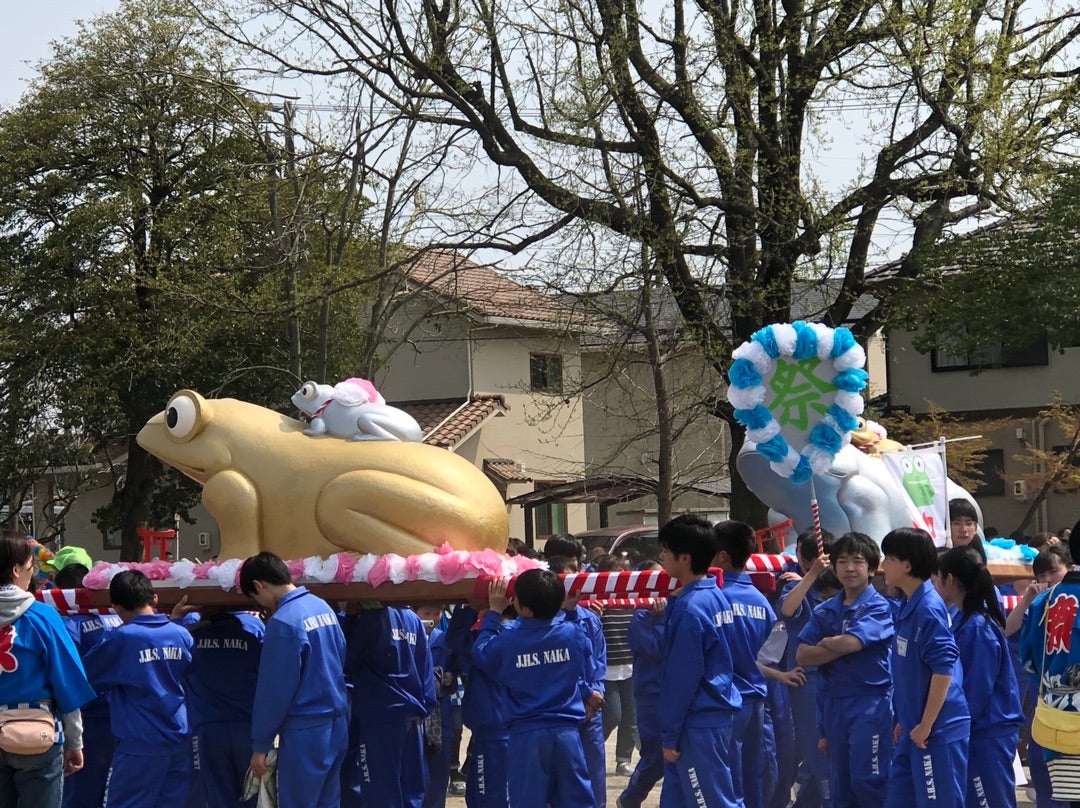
443, 729, 1039, 807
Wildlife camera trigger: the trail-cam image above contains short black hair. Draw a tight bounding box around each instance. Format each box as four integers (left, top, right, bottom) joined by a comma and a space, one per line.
797, 527, 835, 561
1033, 544, 1073, 576
0, 534, 32, 587
54, 564, 89, 589
513, 568, 565, 620
881, 527, 938, 580
829, 532, 882, 574
543, 533, 584, 561
712, 520, 756, 569
109, 570, 156, 611
812, 567, 841, 595
239, 552, 292, 597
544, 555, 575, 575
658, 514, 715, 574
949, 498, 979, 522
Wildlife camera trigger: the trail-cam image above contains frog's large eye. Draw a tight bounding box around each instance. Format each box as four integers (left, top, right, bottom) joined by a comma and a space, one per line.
299, 382, 318, 400
913, 456, 926, 472
165, 391, 205, 442
900, 456, 913, 473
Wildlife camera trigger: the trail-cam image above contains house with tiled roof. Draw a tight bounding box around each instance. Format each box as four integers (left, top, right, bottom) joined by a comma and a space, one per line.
867, 212, 1080, 538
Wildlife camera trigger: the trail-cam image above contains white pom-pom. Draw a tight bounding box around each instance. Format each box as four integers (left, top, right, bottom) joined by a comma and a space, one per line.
169, 560, 196, 588
805, 445, 835, 475
772, 324, 798, 356
304, 555, 339, 583
747, 422, 782, 443
728, 384, 766, 410
733, 341, 774, 375
385, 554, 408, 584
833, 344, 867, 371
834, 391, 865, 415
208, 558, 242, 591
417, 553, 441, 582
811, 323, 835, 360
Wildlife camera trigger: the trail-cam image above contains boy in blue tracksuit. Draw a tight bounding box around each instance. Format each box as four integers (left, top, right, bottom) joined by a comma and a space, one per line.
184, 610, 265, 808
545, 553, 607, 807
713, 519, 777, 808
796, 532, 894, 808
618, 582, 666, 808
55, 560, 123, 808
342, 604, 435, 808
657, 514, 743, 808
777, 529, 835, 808
446, 603, 513, 808
82, 570, 194, 808
880, 528, 970, 808
418, 603, 457, 808
472, 569, 595, 808
240, 552, 348, 808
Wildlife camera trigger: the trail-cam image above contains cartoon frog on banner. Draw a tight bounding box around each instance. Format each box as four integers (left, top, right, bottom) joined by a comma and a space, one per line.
137, 390, 509, 560
291, 378, 423, 442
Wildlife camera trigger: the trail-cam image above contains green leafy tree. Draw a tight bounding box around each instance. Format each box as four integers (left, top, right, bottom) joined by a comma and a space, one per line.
0, 0, 295, 558
204, 0, 1080, 521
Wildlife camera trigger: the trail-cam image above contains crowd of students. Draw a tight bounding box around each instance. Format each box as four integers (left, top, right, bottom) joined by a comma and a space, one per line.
3, 500, 1080, 808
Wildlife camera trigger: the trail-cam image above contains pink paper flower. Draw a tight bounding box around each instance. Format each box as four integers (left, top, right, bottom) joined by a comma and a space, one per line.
368, 556, 390, 589
511, 554, 544, 574
435, 551, 467, 585
433, 543, 454, 556
466, 548, 505, 578
82, 562, 113, 590
141, 560, 174, 580
285, 557, 305, 580
405, 555, 422, 580
192, 561, 218, 579
335, 553, 356, 583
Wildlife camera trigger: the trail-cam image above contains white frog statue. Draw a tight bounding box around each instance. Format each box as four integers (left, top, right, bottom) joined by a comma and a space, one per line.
291, 378, 423, 442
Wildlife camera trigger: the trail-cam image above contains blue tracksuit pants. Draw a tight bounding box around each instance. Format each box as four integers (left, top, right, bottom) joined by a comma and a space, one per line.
343, 717, 426, 808
884, 734, 968, 808
733, 696, 774, 808
822, 694, 891, 808
465, 732, 508, 808
580, 712, 606, 807
507, 725, 592, 808
618, 706, 664, 808
104, 743, 190, 808
191, 721, 256, 808
790, 674, 830, 807
280, 715, 348, 808
659, 714, 742, 808
63, 715, 114, 808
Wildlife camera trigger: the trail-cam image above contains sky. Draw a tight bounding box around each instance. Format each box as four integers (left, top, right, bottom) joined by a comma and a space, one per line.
0, 0, 121, 107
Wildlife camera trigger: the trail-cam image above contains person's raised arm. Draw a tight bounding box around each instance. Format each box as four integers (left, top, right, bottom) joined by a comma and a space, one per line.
780, 556, 830, 619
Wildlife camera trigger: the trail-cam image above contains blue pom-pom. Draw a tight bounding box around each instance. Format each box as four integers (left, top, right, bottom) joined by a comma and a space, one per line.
827, 404, 859, 432
829, 327, 856, 358
791, 455, 813, 483
833, 368, 869, 392
734, 405, 773, 430
751, 326, 780, 358
809, 422, 843, 454
728, 358, 762, 389
756, 434, 788, 462
792, 321, 818, 360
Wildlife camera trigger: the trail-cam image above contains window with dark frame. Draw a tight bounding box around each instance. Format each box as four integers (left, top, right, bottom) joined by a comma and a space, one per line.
971, 448, 1006, 497
529, 353, 563, 393
533, 480, 568, 538
931, 332, 1049, 372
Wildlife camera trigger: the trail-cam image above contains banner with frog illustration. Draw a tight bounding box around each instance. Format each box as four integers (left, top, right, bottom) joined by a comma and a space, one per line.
880, 446, 949, 545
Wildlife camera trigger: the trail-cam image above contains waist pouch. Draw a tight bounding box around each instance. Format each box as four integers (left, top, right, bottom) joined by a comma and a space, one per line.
1032, 700, 1080, 755
0, 708, 55, 755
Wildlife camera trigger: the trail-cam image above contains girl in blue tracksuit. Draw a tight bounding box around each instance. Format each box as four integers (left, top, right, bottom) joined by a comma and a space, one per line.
342, 605, 436, 808
446, 604, 512, 808
184, 610, 265, 808
618, 594, 666, 808
936, 546, 1022, 807
880, 528, 970, 808
795, 532, 894, 808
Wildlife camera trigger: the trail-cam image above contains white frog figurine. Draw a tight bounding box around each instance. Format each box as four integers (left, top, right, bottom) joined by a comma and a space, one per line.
292, 378, 423, 442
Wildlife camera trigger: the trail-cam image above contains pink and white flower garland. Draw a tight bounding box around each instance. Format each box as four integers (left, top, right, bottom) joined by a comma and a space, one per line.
80, 543, 544, 591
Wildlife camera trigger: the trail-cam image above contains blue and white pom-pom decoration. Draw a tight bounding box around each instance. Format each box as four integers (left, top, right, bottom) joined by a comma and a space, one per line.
727, 321, 868, 483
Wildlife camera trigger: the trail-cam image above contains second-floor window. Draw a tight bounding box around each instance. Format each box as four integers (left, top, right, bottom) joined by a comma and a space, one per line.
931, 332, 1049, 372
530, 353, 563, 393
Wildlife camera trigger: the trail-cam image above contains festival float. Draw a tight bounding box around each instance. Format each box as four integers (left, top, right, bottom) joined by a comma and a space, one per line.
35, 327, 1033, 618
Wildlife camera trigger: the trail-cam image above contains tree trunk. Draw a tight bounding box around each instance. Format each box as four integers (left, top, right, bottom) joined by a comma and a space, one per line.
117, 440, 158, 561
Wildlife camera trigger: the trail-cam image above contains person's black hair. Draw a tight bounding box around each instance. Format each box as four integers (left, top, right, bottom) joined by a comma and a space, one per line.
829, 532, 882, 574
658, 514, 715, 574
109, 569, 156, 611
712, 520, 756, 569
949, 498, 979, 522
1069, 518, 1080, 566
635, 559, 663, 572
54, 563, 89, 589
513, 568, 565, 620
543, 533, 585, 561
937, 546, 1006, 628
881, 527, 938, 580
544, 555, 575, 575
812, 567, 841, 595
1033, 544, 1073, 577
0, 534, 32, 587
797, 527, 835, 561
239, 552, 292, 597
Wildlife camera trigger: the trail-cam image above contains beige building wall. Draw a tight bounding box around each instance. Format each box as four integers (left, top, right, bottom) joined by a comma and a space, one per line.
885, 327, 1080, 537
374, 298, 471, 400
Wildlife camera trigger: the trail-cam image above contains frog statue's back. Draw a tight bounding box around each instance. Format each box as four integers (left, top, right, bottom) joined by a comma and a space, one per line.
136, 390, 510, 560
